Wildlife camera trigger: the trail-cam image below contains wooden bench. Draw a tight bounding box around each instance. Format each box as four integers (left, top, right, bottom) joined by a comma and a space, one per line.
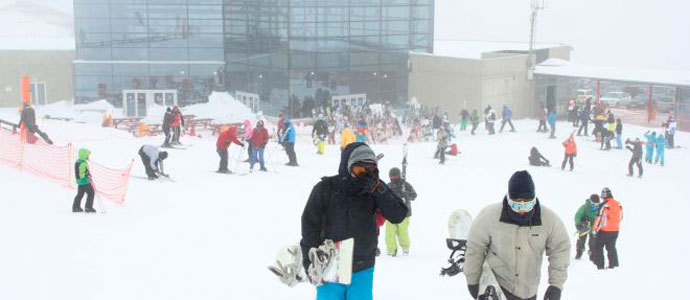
113, 117, 144, 129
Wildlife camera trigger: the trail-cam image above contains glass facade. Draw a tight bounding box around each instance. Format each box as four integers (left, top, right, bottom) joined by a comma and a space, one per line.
73, 0, 226, 105
74, 0, 434, 111
224, 0, 434, 115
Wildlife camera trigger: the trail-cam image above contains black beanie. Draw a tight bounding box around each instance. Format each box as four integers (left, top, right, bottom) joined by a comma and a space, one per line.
389, 167, 401, 177
589, 194, 600, 203
508, 170, 535, 200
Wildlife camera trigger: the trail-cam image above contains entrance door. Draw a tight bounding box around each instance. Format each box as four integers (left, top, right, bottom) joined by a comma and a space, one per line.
546, 85, 556, 113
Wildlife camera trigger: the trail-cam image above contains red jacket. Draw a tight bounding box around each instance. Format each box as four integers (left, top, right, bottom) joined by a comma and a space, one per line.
563, 137, 577, 155
251, 127, 269, 148
216, 127, 242, 149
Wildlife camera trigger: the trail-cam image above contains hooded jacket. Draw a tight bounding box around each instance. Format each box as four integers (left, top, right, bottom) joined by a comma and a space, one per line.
563, 137, 577, 155
464, 198, 570, 299
74, 149, 91, 186
593, 197, 622, 232
243, 119, 253, 140
216, 127, 242, 149
250, 123, 269, 148
281, 120, 296, 144
300, 143, 408, 273
340, 127, 356, 149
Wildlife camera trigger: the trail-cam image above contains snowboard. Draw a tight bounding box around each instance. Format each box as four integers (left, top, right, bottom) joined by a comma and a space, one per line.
268, 238, 354, 287
441, 209, 503, 300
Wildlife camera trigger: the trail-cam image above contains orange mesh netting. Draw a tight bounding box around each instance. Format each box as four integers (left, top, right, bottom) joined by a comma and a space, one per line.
0, 127, 134, 205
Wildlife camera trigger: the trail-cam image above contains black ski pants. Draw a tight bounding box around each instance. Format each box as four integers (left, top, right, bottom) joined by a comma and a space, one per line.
500, 119, 515, 132
217, 148, 229, 171
285, 142, 297, 164
163, 126, 171, 145
528, 156, 549, 166
434, 144, 446, 164
138, 148, 156, 177
628, 156, 643, 176
576, 232, 596, 258
73, 183, 95, 210
487, 123, 495, 135
471, 123, 478, 135
593, 230, 619, 269
537, 120, 547, 132
561, 154, 575, 170
578, 119, 589, 136
172, 126, 181, 143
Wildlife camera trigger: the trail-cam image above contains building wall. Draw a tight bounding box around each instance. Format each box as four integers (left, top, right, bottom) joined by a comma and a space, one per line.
548, 46, 572, 61
0, 50, 74, 108
408, 53, 482, 122
481, 54, 536, 119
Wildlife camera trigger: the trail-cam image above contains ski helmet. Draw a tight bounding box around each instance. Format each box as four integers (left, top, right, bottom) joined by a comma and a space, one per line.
601, 187, 612, 199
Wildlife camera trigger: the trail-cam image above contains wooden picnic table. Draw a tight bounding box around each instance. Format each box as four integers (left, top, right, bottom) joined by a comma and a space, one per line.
113, 117, 144, 129
189, 118, 215, 130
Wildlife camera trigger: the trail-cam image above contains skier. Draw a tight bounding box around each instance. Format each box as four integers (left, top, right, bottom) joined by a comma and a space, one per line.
470, 109, 480, 135
242, 119, 253, 162
537, 104, 547, 133
654, 133, 667, 166
340, 123, 356, 150
385, 167, 417, 257
486, 108, 497, 135
312, 117, 329, 155
216, 126, 244, 173
72, 148, 96, 213
567, 99, 576, 124
464, 170, 570, 300
574, 194, 600, 260
460, 109, 469, 131
663, 114, 677, 148
528, 146, 550, 167
281, 118, 298, 166
592, 187, 623, 270
577, 102, 590, 136
561, 133, 577, 171
499, 104, 515, 132
162, 107, 173, 147
615, 119, 623, 149
18, 102, 53, 144
300, 143, 408, 299
434, 127, 448, 164
625, 138, 643, 177
483, 105, 492, 130
643, 131, 656, 163
277, 112, 286, 142
250, 120, 269, 171
138, 144, 169, 180
171, 105, 184, 145
547, 109, 557, 139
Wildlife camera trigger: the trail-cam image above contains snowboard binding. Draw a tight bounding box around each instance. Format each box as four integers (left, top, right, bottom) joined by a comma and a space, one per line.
307, 239, 338, 286
267, 244, 307, 287
440, 238, 467, 277
478, 285, 501, 300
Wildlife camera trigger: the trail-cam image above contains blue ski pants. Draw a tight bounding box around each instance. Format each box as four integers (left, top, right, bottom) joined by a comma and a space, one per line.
655, 147, 665, 165
615, 134, 622, 149
645, 145, 654, 162
316, 267, 374, 300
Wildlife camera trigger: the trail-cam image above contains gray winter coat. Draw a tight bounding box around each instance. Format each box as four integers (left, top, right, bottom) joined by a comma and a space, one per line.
464, 200, 570, 298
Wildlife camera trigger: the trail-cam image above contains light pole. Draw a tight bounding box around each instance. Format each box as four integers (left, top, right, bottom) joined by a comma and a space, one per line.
528, 0, 546, 75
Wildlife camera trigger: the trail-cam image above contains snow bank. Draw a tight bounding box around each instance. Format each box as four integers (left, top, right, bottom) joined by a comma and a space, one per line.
183, 91, 256, 124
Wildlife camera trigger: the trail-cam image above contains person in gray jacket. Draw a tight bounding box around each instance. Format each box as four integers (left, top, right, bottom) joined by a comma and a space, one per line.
464, 170, 570, 300
138, 144, 169, 180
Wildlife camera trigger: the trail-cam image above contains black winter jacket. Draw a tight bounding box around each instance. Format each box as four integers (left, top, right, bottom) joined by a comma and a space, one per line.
300, 143, 408, 273
163, 111, 174, 129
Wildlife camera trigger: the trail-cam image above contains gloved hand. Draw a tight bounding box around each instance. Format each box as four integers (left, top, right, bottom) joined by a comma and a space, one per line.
467, 284, 479, 299
361, 171, 388, 196
543, 286, 561, 300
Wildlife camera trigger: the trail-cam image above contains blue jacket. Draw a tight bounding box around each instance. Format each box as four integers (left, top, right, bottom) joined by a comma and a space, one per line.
282, 123, 296, 144
502, 105, 512, 119
644, 132, 656, 148
656, 135, 667, 150
547, 112, 557, 125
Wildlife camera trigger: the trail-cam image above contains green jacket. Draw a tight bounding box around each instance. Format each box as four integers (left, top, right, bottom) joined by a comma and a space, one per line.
574, 200, 599, 229
75, 148, 91, 186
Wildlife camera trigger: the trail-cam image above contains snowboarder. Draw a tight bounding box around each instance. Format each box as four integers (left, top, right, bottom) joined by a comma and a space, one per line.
528, 146, 550, 167
625, 138, 644, 177
486, 108, 497, 135
281, 118, 298, 166
592, 187, 623, 270
483, 105, 492, 130
72, 148, 96, 213
574, 194, 601, 260
340, 123, 356, 150
577, 103, 590, 136
18, 102, 53, 144
464, 170, 570, 300
460, 109, 469, 131
655, 133, 667, 166
250, 120, 269, 171
643, 131, 656, 163
615, 119, 623, 149
312, 117, 329, 155
385, 167, 417, 257
216, 126, 244, 173
499, 104, 515, 132
470, 109, 480, 135
171, 105, 184, 145
537, 104, 548, 133
434, 127, 448, 164
561, 133, 577, 171
162, 107, 173, 147
663, 114, 677, 148
138, 144, 169, 180
300, 143, 408, 299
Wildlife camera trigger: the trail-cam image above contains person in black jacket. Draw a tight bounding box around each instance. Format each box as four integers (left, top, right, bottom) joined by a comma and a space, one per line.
18, 103, 53, 144
528, 146, 550, 166
162, 107, 173, 147
300, 143, 408, 299
625, 138, 643, 177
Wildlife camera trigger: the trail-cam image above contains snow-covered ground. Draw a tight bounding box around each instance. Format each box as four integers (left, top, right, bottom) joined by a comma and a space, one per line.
0, 118, 688, 299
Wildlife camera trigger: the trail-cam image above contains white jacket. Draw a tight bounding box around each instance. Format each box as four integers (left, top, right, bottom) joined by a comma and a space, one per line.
141, 145, 164, 173
464, 201, 570, 298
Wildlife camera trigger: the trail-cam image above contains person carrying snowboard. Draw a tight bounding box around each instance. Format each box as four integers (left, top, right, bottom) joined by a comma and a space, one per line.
385, 167, 417, 257
592, 187, 622, 270
162, 107, 173, 147
464, 170, 570, 300
138, 144, 169, 180
72, 148, 96, 213
216, 126, 244, 173
625, 138, 644, 177
561, 133, 577, 171
250, 120, 269, 171
470, 109, 480, 135
643, 131, 656, 163
528, 146, 550, 167
18, 102, 53, 144
300, 143, 408, 300
574, 194, 600, 261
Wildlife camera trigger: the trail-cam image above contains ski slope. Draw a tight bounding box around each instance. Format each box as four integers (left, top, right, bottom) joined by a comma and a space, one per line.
0, 118, 688, 299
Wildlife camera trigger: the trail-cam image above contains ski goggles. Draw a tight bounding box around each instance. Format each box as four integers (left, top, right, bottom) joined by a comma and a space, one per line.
350, 163, 377, 177
507, 197, 536, 213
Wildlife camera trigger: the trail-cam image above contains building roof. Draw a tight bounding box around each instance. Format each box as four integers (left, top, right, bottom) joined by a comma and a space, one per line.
425, 40, 567, 59
535, 59, 690, 88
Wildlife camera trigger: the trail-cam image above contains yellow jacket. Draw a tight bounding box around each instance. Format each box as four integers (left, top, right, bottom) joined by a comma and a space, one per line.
340, 128, 356, 149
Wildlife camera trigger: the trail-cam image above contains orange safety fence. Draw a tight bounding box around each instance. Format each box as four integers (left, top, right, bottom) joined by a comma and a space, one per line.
0, 127, 134, 205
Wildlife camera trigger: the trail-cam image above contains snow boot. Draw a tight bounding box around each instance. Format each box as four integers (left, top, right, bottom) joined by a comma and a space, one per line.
260, 167, 268, 172
72, 207, 84, 213
85, 207, 96, 213
402, 250, 409, 256
575, 250, 583, 260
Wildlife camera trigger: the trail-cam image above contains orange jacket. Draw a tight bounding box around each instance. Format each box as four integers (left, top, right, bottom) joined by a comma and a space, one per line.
594, 197, 623, 232
563, 138, 577, 155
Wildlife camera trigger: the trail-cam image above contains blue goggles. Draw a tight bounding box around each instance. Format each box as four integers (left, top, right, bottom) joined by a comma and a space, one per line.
507, 197, 537, 213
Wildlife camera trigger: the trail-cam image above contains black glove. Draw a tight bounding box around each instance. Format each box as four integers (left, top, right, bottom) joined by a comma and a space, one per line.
468, 284, 479, 299
361, 170, 388, 196
543, 286, 561, 300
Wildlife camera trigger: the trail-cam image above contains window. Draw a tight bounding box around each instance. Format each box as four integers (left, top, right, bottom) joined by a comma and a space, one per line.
29, 82, 47, 105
